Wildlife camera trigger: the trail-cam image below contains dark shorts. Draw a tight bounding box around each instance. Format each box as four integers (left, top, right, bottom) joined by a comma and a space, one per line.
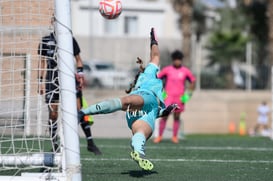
45, 71, 81, 103
45, 70, 59, 104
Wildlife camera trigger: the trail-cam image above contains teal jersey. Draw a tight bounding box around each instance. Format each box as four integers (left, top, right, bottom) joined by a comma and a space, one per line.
134, 63, 165, 108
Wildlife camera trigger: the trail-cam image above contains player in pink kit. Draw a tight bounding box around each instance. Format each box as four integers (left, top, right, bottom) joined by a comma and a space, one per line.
154, 50, 196, 143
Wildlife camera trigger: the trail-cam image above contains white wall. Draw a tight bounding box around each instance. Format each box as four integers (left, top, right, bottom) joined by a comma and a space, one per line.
71, 0, 182, 67
71, 0, 181, 39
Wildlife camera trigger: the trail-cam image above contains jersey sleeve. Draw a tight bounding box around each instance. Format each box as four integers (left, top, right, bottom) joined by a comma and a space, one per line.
185, 68, 196, 83
157, 66, 167, 79
144, 63, 159, 77
73, 37, 81, 56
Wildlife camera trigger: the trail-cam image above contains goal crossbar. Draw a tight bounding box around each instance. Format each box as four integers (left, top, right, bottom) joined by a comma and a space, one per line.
0, 173, 66, 181
0, 153, 61, 166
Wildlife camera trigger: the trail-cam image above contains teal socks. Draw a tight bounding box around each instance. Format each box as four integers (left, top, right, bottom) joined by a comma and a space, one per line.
131, 132, 146, 155
82, 98, 122, 115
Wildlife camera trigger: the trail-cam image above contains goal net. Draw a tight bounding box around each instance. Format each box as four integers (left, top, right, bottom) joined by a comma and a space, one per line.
0, 0, 81, 180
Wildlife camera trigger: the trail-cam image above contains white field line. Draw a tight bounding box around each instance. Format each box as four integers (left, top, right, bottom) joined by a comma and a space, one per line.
81, 157, 273, 164
80, 144, 273, 151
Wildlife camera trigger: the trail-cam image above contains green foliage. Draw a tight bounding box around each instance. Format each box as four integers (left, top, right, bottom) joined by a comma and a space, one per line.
240, 1, 268, 64
203, 4, 251, 89
206, 30, 248, 66
205, 2, 251, 66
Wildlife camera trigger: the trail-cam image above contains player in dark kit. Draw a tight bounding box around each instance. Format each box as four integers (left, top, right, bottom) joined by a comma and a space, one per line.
38, 31, 101, 155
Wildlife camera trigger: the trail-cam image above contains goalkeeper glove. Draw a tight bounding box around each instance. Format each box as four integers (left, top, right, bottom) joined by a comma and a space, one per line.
180, 91, 192, 104
150, 27, 158, 48
162, 90, 167, 100
81, 97, 94, 125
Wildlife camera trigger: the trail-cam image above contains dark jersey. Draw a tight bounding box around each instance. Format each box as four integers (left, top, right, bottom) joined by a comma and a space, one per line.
38, 33, 81, 103
38, 33, 81, 69
72, 37, 81, 56
38, 33, 57, 69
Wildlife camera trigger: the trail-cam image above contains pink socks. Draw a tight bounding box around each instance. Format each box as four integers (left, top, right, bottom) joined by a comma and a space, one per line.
173, 120, 180, 137
159, 118, 167, 136
159, 119, 180, 137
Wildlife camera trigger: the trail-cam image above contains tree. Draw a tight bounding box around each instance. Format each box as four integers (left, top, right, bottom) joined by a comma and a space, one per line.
172, 0, 194, 67
268, 1, 273, 66
205, 3, 249, 89
242, 0, 271, 89
206, 30, 248, 88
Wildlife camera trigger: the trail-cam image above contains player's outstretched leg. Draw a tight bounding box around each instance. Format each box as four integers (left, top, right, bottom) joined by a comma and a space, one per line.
130, 132, 154, 171
80, 98, 122, 116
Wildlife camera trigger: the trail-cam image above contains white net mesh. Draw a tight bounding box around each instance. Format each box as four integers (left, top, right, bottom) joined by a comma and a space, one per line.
0, 0, 64, 178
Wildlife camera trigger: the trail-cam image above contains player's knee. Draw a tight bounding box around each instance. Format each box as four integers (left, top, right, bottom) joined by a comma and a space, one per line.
121, 97, 131, 110
122, 95, 144, 110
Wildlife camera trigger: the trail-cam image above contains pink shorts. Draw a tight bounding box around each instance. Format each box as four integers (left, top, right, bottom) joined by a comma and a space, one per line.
165, 95, 184, 113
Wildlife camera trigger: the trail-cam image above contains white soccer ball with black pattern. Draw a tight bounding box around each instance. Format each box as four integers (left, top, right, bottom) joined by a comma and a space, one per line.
99, 0, 122, 20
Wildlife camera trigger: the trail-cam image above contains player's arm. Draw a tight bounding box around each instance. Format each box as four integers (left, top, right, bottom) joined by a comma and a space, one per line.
150, 28, 160, 66
72, 37, 84, 90
181, 72, 196, 103
188, 80, 196, 93
157, 67, 167, 79
73, 37, 83, 68
186, 69, 196, 94
75, 54, 84, 89
75, 54, 83, 69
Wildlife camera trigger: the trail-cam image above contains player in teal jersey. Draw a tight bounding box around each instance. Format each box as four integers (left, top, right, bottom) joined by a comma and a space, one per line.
78, 28, 177, 171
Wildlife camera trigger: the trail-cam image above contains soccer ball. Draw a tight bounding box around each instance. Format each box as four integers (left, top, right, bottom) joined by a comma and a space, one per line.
99, 0, 122, 20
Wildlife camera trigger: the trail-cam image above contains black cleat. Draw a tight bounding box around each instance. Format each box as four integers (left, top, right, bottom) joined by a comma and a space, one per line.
158, 104, 178, 117
88, 140, 102, 155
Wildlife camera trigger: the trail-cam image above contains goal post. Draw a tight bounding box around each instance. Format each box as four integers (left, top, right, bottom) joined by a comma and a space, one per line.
0, 0, 81, 180
55, 0, 82, 180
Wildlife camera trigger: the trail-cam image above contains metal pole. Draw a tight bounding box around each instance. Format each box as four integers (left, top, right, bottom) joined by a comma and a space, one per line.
271, 66, 273, 140
246, 42, 252, 91
25, 54, 31, 136
196, 37, 202, 91
55, 0, 81, 180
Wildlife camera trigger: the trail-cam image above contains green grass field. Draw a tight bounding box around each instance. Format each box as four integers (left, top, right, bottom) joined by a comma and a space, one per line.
80, 135, 273, 181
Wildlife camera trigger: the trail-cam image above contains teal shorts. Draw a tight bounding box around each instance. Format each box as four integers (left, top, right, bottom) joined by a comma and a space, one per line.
126, 89, 159, 131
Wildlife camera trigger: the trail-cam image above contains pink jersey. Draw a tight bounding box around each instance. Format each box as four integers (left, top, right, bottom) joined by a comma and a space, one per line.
158, 65, 195, 96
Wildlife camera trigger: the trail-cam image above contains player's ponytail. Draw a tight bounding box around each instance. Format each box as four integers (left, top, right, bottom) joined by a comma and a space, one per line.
125, 57, 145, 94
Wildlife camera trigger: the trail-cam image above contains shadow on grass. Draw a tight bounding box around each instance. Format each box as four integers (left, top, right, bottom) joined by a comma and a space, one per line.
121, 170, 158, 178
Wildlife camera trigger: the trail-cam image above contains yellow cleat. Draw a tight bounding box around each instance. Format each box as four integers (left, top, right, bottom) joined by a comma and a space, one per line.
130, 151, 154, 171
